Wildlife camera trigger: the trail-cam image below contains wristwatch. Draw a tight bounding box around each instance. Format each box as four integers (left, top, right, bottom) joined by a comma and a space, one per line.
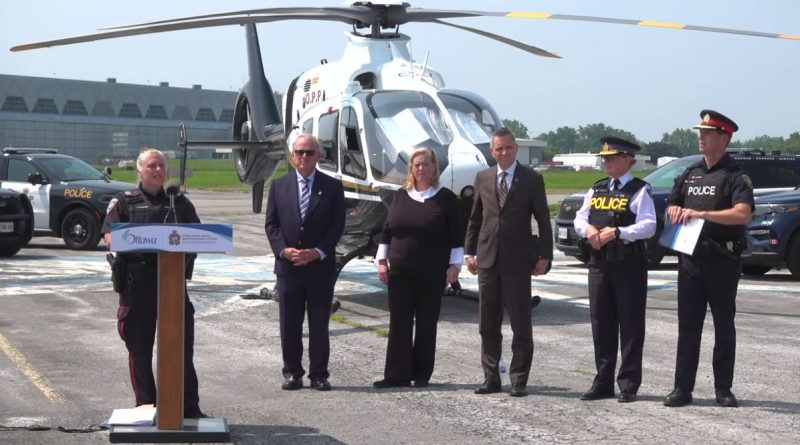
614, 227, 621, 240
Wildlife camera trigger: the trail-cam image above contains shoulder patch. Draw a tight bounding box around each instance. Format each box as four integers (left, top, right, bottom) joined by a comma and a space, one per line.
741, 173, 754, 190
106, 198, 118, 214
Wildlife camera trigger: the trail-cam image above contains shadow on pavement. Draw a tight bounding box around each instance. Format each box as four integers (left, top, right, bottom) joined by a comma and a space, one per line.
231, 424, 347, 444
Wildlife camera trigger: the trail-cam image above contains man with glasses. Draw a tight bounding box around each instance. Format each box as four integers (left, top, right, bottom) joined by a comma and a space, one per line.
574, 136, 656, 403
265, 134, 345, 391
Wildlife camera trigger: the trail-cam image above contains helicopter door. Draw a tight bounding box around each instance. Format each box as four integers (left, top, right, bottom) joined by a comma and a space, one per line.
339, 106, 367, 180
317, 109, 340, 176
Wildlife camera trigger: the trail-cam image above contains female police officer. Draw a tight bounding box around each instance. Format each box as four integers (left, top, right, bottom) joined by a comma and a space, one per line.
574, 136, 656, 403
102, 148, 205, 418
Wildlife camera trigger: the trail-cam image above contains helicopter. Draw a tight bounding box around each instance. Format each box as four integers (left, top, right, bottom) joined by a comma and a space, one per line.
11, 1, 799, 280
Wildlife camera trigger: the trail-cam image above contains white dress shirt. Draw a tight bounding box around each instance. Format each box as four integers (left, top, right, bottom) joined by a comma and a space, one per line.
574, 171, 657, 242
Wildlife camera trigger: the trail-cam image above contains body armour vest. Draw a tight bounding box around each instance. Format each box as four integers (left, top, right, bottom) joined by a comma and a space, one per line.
588, 177, 646, 229
680, 163, 744, 242
118, 188, 186, 263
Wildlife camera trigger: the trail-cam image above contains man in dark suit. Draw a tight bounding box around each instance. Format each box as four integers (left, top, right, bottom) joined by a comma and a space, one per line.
465, 127, 553, 397
265, 134, 345, 391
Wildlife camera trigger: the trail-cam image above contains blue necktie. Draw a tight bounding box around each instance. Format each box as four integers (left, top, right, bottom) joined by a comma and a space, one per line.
300, 178, 310, 220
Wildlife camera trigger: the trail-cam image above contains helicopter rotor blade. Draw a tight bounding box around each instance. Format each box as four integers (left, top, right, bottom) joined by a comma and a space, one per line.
430, 19, 560, 59
10, 13, 349, 52
95, 7, 384, 31
11, 5, 798, 52
457, 10, 800, 42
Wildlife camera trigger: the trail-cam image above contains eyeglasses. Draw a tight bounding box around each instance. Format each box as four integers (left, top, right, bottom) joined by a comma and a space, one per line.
293, 150, 318, 157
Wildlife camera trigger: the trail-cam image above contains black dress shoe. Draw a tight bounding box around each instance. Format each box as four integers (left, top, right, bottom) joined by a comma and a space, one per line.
664, 388, 692, 407
184, 407, 209, 418
281, 376, 303, 391
373, 379, 411, 389
474, 379, 501, 395
509, 384, 528, 397
618, 391, 637, 403
413, 380, 429, 388
715, 389, 738, 407
310, 378, 332, 391
580, 387, 615, 401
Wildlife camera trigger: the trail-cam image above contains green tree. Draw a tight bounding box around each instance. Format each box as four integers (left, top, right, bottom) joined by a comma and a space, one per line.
660, 128, 698, 156
502, 119, 529, 139
537, 126, 579, 153
577, 123, 640, 151
644, 142, 682, 163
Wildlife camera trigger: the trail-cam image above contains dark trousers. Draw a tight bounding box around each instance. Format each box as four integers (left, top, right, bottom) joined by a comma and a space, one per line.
117, 263, 199, 411
478, 264, 533, 386
674, 250, 739, 391
276, 268, 335, 380
383, 269, 446, 383
587, 255, 647, 393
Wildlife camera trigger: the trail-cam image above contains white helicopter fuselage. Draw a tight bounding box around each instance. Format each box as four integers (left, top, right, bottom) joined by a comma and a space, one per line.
284, 32, 500, 203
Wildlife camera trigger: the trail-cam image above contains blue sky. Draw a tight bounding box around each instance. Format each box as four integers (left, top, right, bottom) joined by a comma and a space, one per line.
2, 0, 798, 142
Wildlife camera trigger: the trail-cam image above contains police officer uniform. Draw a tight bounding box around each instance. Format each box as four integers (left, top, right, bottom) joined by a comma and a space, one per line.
102, 184, 204, 417
574, 136, 657, 403
664, 110, 754, 408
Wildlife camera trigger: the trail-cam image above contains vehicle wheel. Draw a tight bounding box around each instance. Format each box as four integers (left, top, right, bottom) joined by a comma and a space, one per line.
741, 265, 772, 276
786, 235, 800, 280
0, 242, 22, 257
646, 239, 665, 269
61, 208, 100, 250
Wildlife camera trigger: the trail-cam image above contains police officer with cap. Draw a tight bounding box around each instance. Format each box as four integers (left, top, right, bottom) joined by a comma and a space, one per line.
574, 136, 656, 403
102, 148, 207, 418
663, 110, 754, 408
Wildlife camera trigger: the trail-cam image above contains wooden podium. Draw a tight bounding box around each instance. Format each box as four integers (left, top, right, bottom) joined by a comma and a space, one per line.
108, 223, 233, 443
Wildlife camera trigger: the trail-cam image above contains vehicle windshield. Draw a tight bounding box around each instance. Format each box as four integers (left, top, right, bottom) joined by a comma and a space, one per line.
438, 91, 499, 166
38, 157, 106, 182
643, 156, 700, 190
365, 91, 452, 185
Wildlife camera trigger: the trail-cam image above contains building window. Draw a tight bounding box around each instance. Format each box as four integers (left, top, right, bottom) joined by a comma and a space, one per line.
219, 109, 234, 122
171, 106, 192, 121
32, 98, 59, 114
119, 103, 142, 118
1, 96, 29, 112
145, 105, 168, 120
195, 108, 216, 122
62, 100, 88, 115
91, 101, 116, 117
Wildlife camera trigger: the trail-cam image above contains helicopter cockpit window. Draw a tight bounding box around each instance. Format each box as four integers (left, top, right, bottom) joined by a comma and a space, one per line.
438, 92, 499, 166
317, 110, 339, 172
302, 118, 313, 135
366, 91, 452, 186
339, 106, 366, 179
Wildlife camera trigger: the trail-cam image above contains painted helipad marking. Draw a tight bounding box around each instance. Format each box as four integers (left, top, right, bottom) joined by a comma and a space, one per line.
0, 331, 66, 403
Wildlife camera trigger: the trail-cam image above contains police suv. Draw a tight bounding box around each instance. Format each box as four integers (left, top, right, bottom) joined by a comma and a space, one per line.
0, 148, 135, 249
554, 149, 800, 268
0, 187, 33, 256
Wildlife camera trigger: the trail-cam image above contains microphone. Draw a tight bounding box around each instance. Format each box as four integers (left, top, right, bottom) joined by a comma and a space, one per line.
165, 181, 181, 197
164, 180, 180, 223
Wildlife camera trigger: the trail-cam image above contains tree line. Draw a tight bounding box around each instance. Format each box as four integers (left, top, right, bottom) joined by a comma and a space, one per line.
502, 119, 800, 162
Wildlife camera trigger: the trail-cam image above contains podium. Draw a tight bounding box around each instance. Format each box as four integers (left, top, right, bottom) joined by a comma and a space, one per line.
108, 223, 233, 443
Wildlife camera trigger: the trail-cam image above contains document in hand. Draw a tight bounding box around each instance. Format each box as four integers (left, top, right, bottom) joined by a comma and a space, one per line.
107, 407, 156, 426
658, 217, 705, 255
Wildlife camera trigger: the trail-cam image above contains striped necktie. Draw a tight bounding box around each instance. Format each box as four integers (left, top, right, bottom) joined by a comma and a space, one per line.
498, 172, 508, 208
300, 178, 310, 220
